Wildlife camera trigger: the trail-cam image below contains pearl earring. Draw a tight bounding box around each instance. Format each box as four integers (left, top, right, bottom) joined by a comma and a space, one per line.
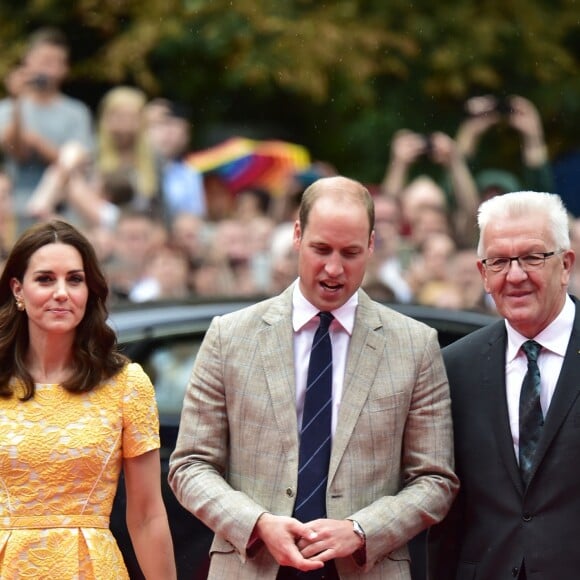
15, 297, 25, 311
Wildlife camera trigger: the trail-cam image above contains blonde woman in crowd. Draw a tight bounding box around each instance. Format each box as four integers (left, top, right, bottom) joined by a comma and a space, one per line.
97, 86, 159, 206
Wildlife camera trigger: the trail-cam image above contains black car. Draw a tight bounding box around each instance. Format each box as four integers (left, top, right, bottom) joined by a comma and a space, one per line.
108, 298, 498, 580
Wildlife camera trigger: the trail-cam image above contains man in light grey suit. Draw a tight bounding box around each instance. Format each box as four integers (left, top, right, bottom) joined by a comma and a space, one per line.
169, 176, 458, 579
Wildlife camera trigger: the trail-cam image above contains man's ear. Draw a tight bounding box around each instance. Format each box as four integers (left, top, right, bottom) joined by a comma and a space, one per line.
292, 220, 302, 250
477, 260, 492, 294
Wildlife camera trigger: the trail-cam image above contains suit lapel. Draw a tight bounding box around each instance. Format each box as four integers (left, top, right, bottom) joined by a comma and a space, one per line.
259, 288, 299, 455
483, 326, 525, 493
530, 301, 580, 483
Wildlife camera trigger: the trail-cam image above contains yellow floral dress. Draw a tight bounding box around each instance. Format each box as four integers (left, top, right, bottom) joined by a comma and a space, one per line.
0, 363, 160, 579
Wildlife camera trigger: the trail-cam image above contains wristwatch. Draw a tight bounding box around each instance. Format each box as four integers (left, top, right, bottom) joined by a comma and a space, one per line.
348, 519, 366, 547
347, 519, 367, 566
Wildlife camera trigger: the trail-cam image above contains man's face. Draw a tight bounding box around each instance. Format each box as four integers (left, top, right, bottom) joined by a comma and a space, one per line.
148, 115, 190, 160
373, 197, 400, 258
293, 194, 374, 311
25, 43, 68, 88
114, 217, 154, 265
478, 213, 575, 337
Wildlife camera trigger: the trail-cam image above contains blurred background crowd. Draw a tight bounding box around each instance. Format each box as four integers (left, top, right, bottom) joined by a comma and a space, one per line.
1, 20, 580, 314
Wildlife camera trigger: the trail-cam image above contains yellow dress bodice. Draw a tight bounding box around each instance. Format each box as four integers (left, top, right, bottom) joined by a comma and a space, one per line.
0, 363, 160, 579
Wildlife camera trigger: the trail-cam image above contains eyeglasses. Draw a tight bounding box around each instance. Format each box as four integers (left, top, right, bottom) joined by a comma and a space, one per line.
481, 251, 562, 273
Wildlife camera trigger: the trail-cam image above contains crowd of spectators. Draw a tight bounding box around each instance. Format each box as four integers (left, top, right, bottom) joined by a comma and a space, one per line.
1, 27, 579, 315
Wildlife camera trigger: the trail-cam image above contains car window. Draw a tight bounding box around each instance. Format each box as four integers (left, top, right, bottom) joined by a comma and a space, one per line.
149, 340, 200, 417
121, 335, 203, 419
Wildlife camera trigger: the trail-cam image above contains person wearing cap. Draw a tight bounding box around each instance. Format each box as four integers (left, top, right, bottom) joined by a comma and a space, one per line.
474, 168, 522, 200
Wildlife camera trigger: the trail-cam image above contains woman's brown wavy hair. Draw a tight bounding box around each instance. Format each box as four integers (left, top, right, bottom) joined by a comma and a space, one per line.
0, 220, 128, 400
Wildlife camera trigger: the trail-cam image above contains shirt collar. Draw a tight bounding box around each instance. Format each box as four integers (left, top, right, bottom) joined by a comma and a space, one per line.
506, 294, 575, 362
292, 279, 358, 335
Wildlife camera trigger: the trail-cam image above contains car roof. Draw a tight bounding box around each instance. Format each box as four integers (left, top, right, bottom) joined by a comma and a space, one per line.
108, 298, 499, 345
108, 298, 256, 342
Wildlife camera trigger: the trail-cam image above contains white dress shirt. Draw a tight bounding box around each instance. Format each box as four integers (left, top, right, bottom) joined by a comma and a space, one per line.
292, 281, 357, 436
505, 294, 575, 461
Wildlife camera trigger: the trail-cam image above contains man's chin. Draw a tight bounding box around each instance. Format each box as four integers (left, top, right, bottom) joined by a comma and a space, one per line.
502, 305, 537, 333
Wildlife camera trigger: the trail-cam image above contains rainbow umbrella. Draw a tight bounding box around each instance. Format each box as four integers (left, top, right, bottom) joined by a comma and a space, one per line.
186, 137, 311, 196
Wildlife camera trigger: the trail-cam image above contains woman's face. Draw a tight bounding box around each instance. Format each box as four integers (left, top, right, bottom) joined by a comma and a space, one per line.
11, 242, 88, 341
103, 103, 143, 145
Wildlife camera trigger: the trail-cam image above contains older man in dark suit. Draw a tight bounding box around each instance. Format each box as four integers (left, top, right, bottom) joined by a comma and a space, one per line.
428, 190, 579, 580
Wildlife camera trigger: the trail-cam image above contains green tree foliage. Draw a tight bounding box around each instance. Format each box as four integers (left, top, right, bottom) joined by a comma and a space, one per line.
1, 0, 579, 181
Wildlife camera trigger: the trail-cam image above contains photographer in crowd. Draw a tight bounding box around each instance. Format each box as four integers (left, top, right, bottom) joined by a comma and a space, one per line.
380, 129, 479, 249
456, 94, 554, 199
0, 27, 94, 233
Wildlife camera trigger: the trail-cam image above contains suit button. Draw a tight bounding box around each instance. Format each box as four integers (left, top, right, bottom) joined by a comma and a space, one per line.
512, 567, 519, 577
286, 488, 294, 497
522, 513, 532, 522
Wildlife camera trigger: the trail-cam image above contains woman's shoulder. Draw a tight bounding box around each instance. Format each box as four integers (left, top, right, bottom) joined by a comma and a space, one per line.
122, 361, 147, 379
116, 362, 155, 396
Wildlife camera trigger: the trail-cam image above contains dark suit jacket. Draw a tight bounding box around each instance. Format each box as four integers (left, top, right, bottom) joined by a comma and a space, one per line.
428, 296, 580, 580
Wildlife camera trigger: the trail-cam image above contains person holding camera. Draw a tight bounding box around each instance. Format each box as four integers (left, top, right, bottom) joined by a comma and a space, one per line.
0, 27, 94, 233
456, 94, 554, 199
380, 128, 480, 249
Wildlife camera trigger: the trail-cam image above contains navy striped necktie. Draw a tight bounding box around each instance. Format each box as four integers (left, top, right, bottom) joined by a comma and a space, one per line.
293, 311, 334, 522
519, 339, 543, 487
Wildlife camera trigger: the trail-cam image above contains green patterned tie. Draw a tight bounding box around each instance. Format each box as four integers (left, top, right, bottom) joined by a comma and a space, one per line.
519, 340, 543, 487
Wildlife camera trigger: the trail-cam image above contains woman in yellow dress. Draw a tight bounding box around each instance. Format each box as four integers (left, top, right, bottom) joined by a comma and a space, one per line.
0, 219, 176, 579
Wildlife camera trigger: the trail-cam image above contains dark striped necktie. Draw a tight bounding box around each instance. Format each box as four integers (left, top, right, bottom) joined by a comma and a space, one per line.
293, 311, 334, 522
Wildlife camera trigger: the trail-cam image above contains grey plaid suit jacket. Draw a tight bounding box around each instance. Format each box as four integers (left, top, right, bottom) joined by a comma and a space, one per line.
169, 285, 458, 579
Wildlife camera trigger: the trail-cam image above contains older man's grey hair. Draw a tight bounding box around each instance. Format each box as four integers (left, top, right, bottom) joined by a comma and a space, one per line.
476, 191, 570, 257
